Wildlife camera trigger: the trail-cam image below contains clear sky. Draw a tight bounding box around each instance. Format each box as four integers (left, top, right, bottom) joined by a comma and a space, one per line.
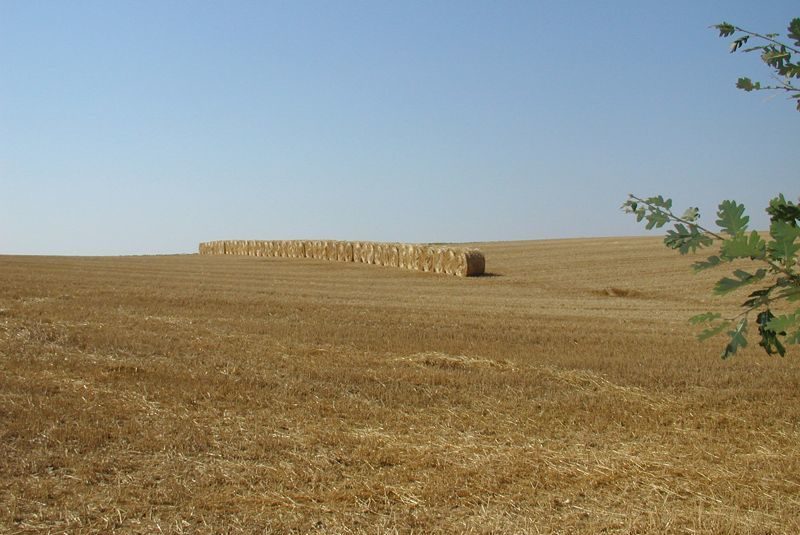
1, 1, 797, 255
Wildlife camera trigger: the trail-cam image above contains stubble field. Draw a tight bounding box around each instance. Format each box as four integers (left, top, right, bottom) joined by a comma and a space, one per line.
1, 237, 799, 534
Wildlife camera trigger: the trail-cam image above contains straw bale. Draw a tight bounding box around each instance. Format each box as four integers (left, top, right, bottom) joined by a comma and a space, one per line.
462, 249, 486, 277
433, 247, 446, 273
343, 241, 354, 262
363, 242, 375, 264
373, 243, 385, 265
444, 248, 458, 275
413, 245, 428, 272
352, 242, 362, 263
398, 244, 412, 269
359, 242, 370, 264
386, 244, 400, 268
303, 241, 314, 258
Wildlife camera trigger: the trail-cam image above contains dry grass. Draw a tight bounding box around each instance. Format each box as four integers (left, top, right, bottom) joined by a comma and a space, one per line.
2, 237, 800, 534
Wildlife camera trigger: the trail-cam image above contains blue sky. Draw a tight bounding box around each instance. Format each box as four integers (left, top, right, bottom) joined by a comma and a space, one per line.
1, 1, 797, 255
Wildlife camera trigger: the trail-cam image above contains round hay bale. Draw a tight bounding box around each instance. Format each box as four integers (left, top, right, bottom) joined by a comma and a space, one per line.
444, 248, 458, 275
364, 242, 375, 264
463, 249, 486, 276
304, 241, 314, 258
387, 244, 400, 267
343, 241, 354, 262
397, 243, 407, 268
360, 242, 371, 263
419, 246, 435, 272
433, 247, 446, 273
375, 243, 386, 266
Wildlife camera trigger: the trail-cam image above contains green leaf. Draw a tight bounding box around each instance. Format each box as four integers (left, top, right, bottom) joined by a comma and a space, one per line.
761, 46, 790, 69
692, 255, 723, 272
757, 310, 786, 356
722, 318, 748, 359
787, 330, 800, 344
716, 200, 749, 235
736, 77, 761, 91
715, 22, 736, 38
789, 18, 800, 47
681, 207, 700, 222
776, 286, 800, 302
782, 62, 800, 79
743, 288, 773, 308
766, 195, 800, 227
645, 196, 672, 210
698, 321, 731, 342
730, 35, 749, 53
690, 312, 722, 325
766, 309, 800, 333
767, 220, 800, 269
720, 231, 766, 260
713, 268, 767, 295
645, 210, 670, 230
664, 223, 714, 254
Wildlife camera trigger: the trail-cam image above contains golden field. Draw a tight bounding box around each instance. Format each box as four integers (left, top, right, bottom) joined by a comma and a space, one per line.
1, 237, 799, 534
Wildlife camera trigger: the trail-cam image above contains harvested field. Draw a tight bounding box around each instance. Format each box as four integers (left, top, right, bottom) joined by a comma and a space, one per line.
1, 237, 799, 534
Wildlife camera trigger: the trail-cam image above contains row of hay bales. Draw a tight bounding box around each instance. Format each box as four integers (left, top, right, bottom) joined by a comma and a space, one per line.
198, 240, 485, 277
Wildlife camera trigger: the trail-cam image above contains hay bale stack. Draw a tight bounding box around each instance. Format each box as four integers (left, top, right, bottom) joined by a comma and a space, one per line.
197, 239, 486, 276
